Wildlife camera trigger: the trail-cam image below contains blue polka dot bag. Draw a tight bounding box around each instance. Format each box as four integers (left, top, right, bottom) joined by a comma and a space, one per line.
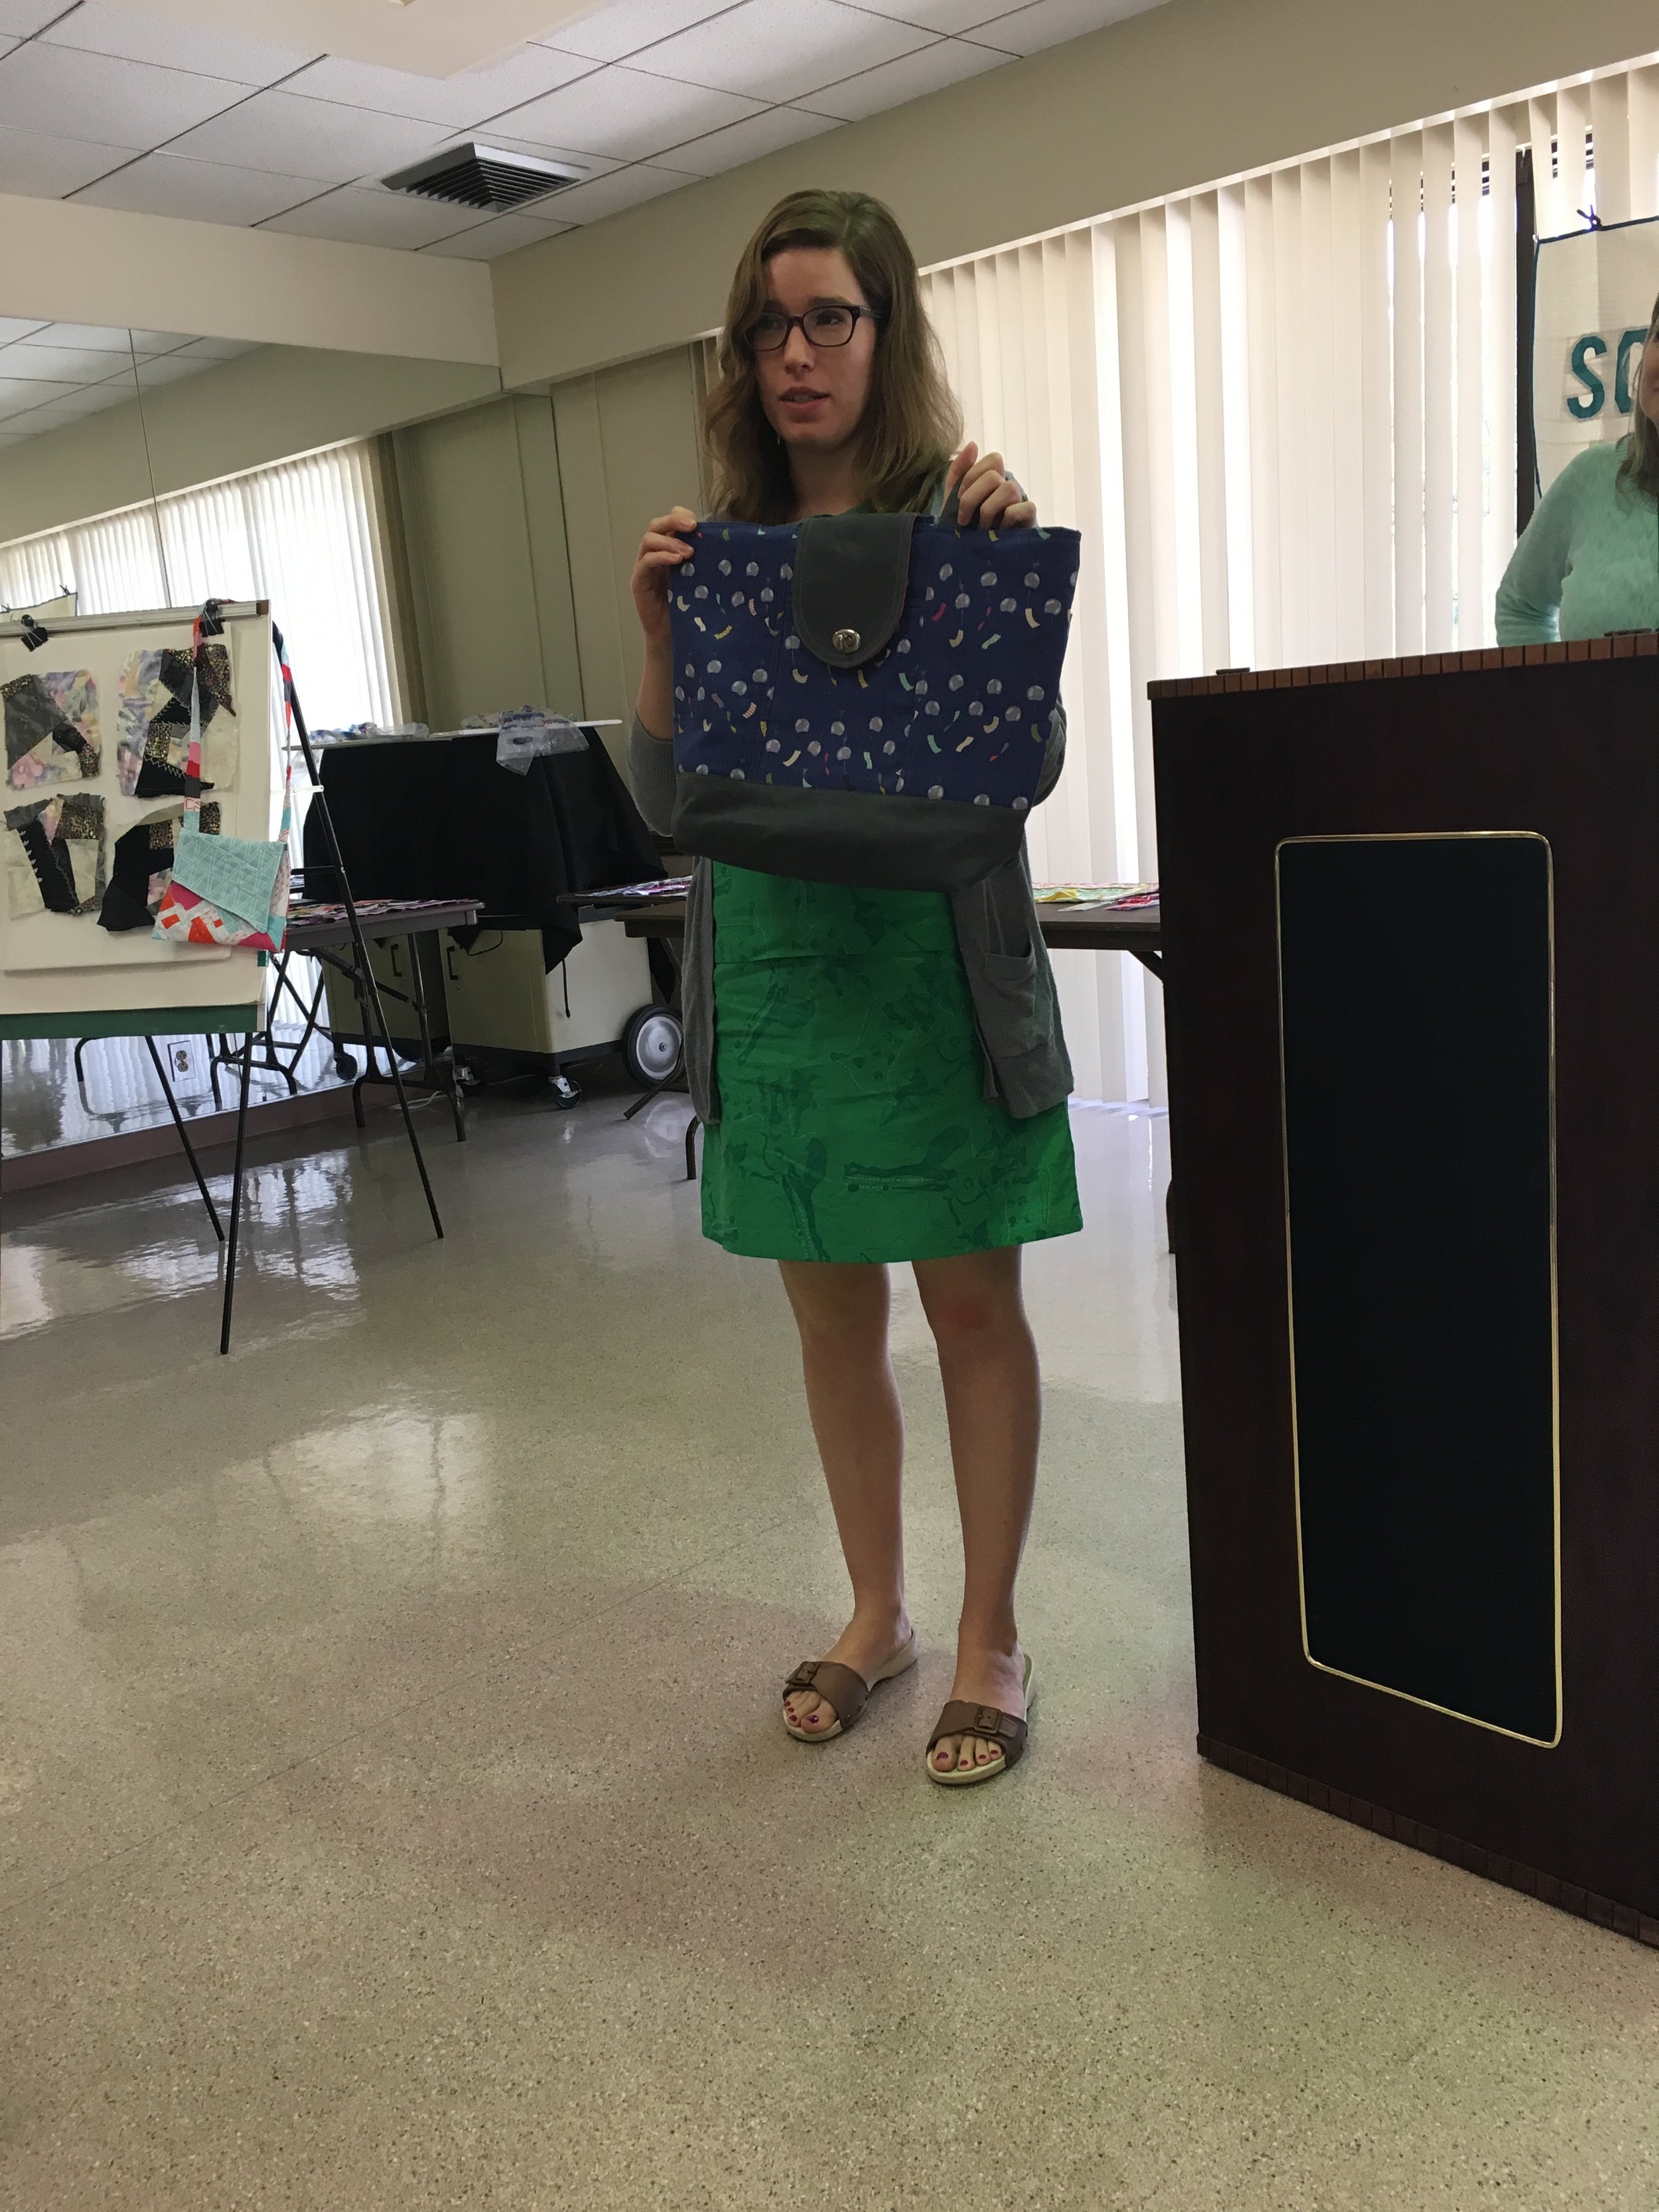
668, 510, 1080, 892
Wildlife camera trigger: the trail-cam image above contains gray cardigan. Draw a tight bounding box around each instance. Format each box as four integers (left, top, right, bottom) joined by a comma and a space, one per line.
628, 709, 1074, 1124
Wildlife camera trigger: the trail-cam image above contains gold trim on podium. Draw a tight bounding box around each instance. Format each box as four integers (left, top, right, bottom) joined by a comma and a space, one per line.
1274, 831, 1562, 1749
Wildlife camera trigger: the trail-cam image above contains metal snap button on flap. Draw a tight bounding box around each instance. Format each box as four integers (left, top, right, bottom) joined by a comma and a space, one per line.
832, 627, 861, 653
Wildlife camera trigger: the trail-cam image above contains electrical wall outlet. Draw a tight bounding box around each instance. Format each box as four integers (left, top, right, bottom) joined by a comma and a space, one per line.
170, 1044, 192, 1078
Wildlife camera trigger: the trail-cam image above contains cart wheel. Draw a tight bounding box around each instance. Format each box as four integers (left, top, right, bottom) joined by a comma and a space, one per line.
332, 1045, 358, 1080
622, 1005, 683, 1088
549, 1071, 582, 1110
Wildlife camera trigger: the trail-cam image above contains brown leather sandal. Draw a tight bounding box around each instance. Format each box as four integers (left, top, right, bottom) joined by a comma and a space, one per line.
924, 1653, 1035, 1786
781, 1632, 918, 1743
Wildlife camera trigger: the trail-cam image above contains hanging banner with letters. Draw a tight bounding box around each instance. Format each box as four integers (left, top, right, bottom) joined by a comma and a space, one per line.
1534, 214, 1659, 494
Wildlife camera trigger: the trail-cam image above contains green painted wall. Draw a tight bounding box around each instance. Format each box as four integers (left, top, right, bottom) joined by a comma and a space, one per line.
390, 391, 583, 735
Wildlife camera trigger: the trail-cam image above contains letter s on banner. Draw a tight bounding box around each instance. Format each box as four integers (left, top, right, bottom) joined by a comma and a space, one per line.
1567, 333, 1607, 419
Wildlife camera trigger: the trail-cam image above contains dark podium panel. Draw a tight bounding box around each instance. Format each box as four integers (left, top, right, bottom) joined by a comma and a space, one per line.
1153, 637, 1659, 1947
1279, 836, 1558, 1745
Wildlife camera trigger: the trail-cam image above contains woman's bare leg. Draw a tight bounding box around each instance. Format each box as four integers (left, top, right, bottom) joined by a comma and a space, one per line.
912, 1246, 1040, 1773
776, 1260, 912, 1732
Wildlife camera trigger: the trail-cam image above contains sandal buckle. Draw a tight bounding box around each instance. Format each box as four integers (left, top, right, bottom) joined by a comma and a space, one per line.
975, 1706, 1005, 1735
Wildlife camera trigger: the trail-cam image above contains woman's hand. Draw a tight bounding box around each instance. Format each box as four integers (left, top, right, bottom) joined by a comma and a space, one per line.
630, 506, 697, 648
946, 443, 1037, 530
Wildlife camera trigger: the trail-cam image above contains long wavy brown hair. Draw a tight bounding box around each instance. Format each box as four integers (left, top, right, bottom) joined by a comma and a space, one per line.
704, 188, 962, 524
1619, 290, 1659, 501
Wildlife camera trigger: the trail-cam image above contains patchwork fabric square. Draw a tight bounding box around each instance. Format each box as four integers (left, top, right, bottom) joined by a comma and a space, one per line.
4, 792, 106, 917
115, 643, 238, 798
98, 800, 220, 932
4, 670, 101, 791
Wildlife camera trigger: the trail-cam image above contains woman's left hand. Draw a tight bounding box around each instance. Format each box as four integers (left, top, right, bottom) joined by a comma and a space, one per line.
946, 442, 1037, 530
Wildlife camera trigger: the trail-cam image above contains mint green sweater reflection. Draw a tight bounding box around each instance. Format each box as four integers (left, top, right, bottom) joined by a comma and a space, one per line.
1496, 441, 1659, 643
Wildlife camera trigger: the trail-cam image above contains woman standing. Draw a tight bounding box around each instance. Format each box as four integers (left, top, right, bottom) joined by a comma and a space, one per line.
628, 189, 1080, 1785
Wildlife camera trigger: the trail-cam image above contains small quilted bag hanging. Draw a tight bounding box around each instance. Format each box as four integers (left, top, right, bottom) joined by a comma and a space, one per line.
153, 620, 291, 954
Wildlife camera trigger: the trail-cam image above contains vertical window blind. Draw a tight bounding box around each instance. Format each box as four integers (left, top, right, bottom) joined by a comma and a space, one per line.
0, 441, 406, 816
922, 57, 1659, 1102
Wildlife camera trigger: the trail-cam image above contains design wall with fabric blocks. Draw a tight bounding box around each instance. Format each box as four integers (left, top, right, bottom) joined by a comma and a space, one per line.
0, 607, 275, 1022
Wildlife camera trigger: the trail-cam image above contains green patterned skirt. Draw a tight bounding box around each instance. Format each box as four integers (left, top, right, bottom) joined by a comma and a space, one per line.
700, 863, 1082, 1264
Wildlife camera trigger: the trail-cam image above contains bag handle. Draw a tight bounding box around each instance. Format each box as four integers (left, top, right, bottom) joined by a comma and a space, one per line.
792, 512, 917, 670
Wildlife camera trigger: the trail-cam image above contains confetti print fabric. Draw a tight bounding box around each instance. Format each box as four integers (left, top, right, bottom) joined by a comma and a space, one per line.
670, 518, 1079, 814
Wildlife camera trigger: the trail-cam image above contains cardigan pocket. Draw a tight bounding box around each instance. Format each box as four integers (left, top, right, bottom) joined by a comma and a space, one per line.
972, 944, 1046, 1057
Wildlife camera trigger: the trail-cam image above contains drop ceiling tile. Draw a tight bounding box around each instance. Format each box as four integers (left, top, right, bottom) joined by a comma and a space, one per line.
165, 89, 445, 183
0, 44, 253, 151
8, 384, 134, 427
0, 376, 73, 420
0, 121, 135, 198
420, 210, 575, 259
538, 0, 743, 64
40, 3, 314, 86
133, 354, 211, 388
536, 161, 697, 224
169, 336, 257, 360
800, 35, 1008, 119
5, 340, 132, 380
260, 184, 484, 250
29, 321, 134, 352
839, 0, 1022, 29
0, 316, 47, 344
77, 153, 333, 224
663, 102, 838, 176
971, 0, 1169, 54
285, 46, 595, 129
636, 0, 934, 103
0, 0, 72, 30
124, 330, 197, 354
488, 62, 763, 160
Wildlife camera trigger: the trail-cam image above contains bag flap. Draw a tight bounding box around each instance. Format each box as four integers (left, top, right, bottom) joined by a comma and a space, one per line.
792, 512, 917, 670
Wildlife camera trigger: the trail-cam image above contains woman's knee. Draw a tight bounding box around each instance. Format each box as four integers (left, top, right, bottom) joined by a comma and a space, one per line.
923, 1292, 1017, 1351
915, 1262, 1028, 1355
780, 1260, 891, 1357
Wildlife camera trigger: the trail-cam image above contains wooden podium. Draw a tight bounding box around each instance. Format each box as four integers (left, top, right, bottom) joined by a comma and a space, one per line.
1152, 635, 1659, 1947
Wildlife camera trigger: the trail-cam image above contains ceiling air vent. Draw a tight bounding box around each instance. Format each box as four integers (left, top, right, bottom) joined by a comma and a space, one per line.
382, 142, 583, 213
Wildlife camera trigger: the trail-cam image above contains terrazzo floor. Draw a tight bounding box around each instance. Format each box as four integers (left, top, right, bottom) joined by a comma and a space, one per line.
1, 1078, 1656, 2208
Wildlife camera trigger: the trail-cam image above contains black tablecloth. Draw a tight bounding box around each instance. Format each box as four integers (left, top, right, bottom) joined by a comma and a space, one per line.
301, 729, 661, 971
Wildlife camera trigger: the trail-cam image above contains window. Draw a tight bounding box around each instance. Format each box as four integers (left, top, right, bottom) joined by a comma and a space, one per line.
0, 440, 406, 751
921, 59, 1659, 1101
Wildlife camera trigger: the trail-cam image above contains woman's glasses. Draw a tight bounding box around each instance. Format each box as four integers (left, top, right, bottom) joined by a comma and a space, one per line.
747, 305, 877, 352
